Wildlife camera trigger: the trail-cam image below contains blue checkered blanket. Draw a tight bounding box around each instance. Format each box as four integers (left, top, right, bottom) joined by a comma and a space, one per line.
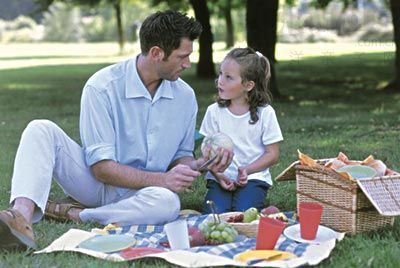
106, 213, 310, 259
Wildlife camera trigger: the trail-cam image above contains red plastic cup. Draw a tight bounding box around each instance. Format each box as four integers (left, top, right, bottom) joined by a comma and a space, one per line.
255, 217, 286, 250
299, 202, 323, 240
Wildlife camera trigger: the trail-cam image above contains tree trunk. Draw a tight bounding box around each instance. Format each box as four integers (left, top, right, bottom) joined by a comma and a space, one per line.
224, 0, 234, 49
384, 0, 400, 91
190, 0, 215, 78
246, 0, 280, 98
113, 0, 125, 54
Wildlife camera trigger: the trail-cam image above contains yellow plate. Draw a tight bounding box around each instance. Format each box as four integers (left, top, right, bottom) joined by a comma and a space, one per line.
234, 250, 296, 263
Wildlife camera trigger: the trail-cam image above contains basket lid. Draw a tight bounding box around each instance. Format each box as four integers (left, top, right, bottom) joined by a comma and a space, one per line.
275, 158, 332, 182
275, 161, 299, 181
356, 177, 400, 216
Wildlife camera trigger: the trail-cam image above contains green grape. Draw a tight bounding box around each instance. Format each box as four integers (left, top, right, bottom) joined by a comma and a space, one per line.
216, 223, 227, 231
204, 231, 210, 239
225, 226, 234, 236
210, 230, 221, 239
224, 225, 233, 233
225, 235, 234, 243
200, 220, 238, 244
221, 230, 229, 239
231, 227, 238, 236
199, 223, 206, 232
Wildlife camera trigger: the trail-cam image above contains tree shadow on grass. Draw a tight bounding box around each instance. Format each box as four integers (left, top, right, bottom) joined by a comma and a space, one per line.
1, 52, 398, 127
277, 52, 397, 103
281, 52, 395, 92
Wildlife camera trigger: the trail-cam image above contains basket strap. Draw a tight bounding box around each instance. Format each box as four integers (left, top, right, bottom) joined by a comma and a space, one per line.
297, 191, 355, 213
297, 191, 377, 213
297, 171, 358, 193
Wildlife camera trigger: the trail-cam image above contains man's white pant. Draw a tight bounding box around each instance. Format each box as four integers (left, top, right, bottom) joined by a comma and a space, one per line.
10, 120, 180, 225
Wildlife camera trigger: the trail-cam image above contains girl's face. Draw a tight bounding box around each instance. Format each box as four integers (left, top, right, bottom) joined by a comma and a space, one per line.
217, 58, 252, 104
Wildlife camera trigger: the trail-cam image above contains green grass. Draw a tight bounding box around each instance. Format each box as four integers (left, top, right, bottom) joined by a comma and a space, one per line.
1, 43, 400, 267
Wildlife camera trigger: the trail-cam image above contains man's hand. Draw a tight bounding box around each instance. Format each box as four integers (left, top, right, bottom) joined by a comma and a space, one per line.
164, 164, 200, 193
235, 167, 248, 187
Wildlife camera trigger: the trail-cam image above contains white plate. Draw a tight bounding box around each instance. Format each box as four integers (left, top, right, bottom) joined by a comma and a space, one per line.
283, 224, 337, 244
78, 234, 136, 253
336, 165, 377, 179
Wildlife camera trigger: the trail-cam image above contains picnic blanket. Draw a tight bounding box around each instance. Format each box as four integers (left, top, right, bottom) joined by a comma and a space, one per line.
35, 214, 345, 267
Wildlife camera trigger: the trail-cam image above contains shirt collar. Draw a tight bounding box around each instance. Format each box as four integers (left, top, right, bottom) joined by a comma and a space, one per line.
125, 56, 174, 101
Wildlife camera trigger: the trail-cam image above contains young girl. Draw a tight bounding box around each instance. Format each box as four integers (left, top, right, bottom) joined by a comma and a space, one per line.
200, 47, 283, 214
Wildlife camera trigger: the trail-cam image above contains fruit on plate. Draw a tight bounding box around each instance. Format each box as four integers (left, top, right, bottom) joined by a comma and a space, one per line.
201, 132, 234, 159
226, 213, 244, 223
199, 221, 238, 244
243, 207, 259, 223
200, 200, 238, 244
260, 205, 280, 216
188, 227, 206, 247
266, 212, 289, 223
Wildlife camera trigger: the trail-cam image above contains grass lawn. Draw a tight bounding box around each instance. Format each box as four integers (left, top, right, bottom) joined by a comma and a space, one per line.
0, 42, 399, 267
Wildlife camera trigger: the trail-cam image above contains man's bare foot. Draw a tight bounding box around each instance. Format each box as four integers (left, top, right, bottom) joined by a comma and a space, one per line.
13, 197, 35, 225
67, 208, 83, 223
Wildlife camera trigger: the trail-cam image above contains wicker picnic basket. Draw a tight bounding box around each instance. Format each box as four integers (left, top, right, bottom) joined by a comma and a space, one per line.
219, 212, 258, 237
276, 159, 399, 235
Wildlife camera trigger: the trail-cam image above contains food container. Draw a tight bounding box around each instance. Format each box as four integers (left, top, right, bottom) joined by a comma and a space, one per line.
219, 212, 259, 237
276, 159, 400, 234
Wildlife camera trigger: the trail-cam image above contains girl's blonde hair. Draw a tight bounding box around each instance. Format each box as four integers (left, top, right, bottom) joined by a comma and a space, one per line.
217, 47, 272, 124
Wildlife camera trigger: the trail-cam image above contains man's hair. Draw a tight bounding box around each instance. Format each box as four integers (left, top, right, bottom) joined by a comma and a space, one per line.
139, 10, 202, 59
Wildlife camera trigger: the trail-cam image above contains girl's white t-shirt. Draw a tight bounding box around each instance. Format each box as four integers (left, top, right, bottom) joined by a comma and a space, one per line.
199, 103, 283, 185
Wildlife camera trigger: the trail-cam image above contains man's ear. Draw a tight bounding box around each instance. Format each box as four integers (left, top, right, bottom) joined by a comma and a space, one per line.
246, 80, 255, 92
149, 46, 164, 62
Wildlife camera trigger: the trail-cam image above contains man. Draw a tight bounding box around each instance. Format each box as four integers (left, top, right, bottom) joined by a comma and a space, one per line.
0, 11, 232, 250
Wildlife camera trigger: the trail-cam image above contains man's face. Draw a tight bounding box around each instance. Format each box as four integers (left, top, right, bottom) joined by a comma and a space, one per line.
157, 38, 193, 81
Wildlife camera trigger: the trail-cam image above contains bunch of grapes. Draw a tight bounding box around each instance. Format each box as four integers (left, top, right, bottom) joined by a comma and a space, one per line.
199, 221, 238, 244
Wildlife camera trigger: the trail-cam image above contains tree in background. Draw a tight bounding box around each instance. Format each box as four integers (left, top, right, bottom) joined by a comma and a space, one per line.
0, 0, 43, 21
209, 0, 243, 49
152, 0, 215, 78
190, 0, 215, 78
112, 0, 124, 52
35, 0, 126, 53
246, 0, 280, 98
220, 0, 234, 48
42, 2, 84, 42
312, 0, 399, 92
384, 0, 400, 91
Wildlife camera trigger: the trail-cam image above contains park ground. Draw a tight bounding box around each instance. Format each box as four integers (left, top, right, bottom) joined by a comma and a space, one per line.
0, 42, 399, 267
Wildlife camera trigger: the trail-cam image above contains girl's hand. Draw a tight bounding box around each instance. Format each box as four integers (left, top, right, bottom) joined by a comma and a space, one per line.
213, 172, 236, 191
208, 148, 234, 173
200, 145, 232, 172
235, 167, 248, 187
